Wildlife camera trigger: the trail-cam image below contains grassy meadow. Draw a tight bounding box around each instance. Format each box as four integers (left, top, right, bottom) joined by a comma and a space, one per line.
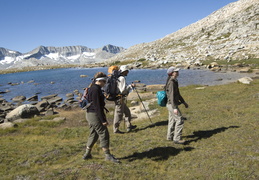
0, 79, 258, 180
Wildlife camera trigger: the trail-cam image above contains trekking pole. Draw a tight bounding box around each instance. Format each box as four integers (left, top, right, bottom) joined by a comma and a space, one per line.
133, 85, 153, 124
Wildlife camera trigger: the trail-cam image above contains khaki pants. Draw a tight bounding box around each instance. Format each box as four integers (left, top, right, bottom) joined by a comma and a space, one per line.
86, 112, 109, 148
113, 97, 132, 132
166, 104, 184, 141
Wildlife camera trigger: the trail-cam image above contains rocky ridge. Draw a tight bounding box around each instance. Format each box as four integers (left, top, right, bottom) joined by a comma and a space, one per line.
0, 44, 125, 69
107, 0, 259, 66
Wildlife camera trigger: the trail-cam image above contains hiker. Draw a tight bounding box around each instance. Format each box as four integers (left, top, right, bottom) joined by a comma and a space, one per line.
83, 72, 120, 163
165, 67, 189, 144
113, 65, 137, 133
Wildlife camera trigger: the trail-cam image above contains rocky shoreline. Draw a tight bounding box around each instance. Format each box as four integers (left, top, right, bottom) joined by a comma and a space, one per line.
0, 82, 161, 128
1, 62, 259, 128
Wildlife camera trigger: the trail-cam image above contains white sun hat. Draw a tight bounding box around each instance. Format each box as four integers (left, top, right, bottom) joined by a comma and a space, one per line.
119, 65, 130, 73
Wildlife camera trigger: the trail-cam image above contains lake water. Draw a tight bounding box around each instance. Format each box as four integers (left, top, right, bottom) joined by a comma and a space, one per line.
0, 67, 254, 102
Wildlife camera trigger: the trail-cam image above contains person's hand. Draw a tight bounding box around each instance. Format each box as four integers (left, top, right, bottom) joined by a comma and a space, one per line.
173, 109, 178, 115
183, 102, 189, 108
102, 122, 108, 126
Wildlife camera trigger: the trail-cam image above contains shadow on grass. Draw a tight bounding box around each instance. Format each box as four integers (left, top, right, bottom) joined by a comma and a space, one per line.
120, 146, 194, 161
184, 126, 240, 144
133, 120, 168, 132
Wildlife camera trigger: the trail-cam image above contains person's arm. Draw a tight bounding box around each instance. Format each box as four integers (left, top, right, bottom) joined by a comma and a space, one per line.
179, 94, 188, 108
118, 76, 132, 95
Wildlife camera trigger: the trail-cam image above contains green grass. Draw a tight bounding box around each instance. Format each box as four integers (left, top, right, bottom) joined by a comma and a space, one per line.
0, 80, 259, 179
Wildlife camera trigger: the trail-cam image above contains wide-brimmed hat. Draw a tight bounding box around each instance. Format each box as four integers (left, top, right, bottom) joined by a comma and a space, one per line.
167, 67, 180, 75
119, 65, 130, 73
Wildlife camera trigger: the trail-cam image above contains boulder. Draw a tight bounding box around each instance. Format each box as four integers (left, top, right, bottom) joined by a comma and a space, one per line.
41, 94, 58, 100
12, 96, 26, 102
238, 67, 251, 73
27, 95, 38, 101
45, 109, 54, 116
238, 77, 253, 84
0, 122, 17, 129
6, 104, 40, 122
36, 100, 49, 112
66, 93, 74, 98
47, 96, 63, 105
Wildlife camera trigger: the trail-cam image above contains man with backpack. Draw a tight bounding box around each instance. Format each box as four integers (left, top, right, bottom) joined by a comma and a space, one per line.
113, 65, 137, 133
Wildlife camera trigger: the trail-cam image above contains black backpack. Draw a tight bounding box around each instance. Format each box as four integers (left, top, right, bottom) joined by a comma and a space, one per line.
103, 70, 121, 101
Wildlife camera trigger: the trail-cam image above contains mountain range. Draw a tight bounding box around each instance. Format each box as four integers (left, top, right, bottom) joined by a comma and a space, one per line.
0, 45, 125, 69
1, 0, 258, 70
108, 0, 259, 66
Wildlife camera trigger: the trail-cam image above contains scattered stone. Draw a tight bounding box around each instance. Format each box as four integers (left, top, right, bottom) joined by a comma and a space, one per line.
27, 95, 38, 101
12, 96, 26, 102
80, 75, 88, 77
130, 101, 139, 106
45, 109, 54, 116
13, 118, 31, 123
27, 80, 35, 83
195, 87, 206, 90
252, 93, 259, 100
47, 96, 63, 105
53, 117, 66, 122
41, 94, 58, 100
39, 117, 66, 123
238, 67, 251, 73
0, 122, 17, 129
36, 100, 49, 112
6, 104, 40, 122
10, 83, 19, 86
66, 93, 74, 98
238, 77, 253, 84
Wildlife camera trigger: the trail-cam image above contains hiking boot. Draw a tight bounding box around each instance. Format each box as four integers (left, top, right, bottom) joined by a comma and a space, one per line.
105, 154, 121, 163
114, 130, 124, 134
82, 148, 92, 160
127, 125, 137, 132
173, 139, 186, 144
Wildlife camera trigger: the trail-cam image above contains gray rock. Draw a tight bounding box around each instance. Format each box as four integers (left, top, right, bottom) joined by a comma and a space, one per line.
0, 122, 17, 129
47, 96, 63, 105
12, 96, 26, 102
45, 109, 54, 116
238, 77, 253, 84
41, 94, 58, 100
66, 93, 74, 98
6, 104, 40, 122
27, 95, 38, 101
36, 100, 49, 112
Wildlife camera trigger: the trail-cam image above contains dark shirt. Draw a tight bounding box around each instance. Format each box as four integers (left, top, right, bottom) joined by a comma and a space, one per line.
166, 78, 185, 109
87, 84, 107, 123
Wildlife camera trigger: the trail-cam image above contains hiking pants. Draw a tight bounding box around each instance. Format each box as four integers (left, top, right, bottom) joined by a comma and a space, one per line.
166, 104, 184, 141
113, 97, 132, 132
86, 112, 109, 149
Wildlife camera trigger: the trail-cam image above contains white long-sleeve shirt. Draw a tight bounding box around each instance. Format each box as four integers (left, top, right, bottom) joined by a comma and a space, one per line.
117, 76, 132, 95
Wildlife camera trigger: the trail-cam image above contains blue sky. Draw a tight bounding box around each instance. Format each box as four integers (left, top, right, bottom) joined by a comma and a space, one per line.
1, 0, 237, 53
